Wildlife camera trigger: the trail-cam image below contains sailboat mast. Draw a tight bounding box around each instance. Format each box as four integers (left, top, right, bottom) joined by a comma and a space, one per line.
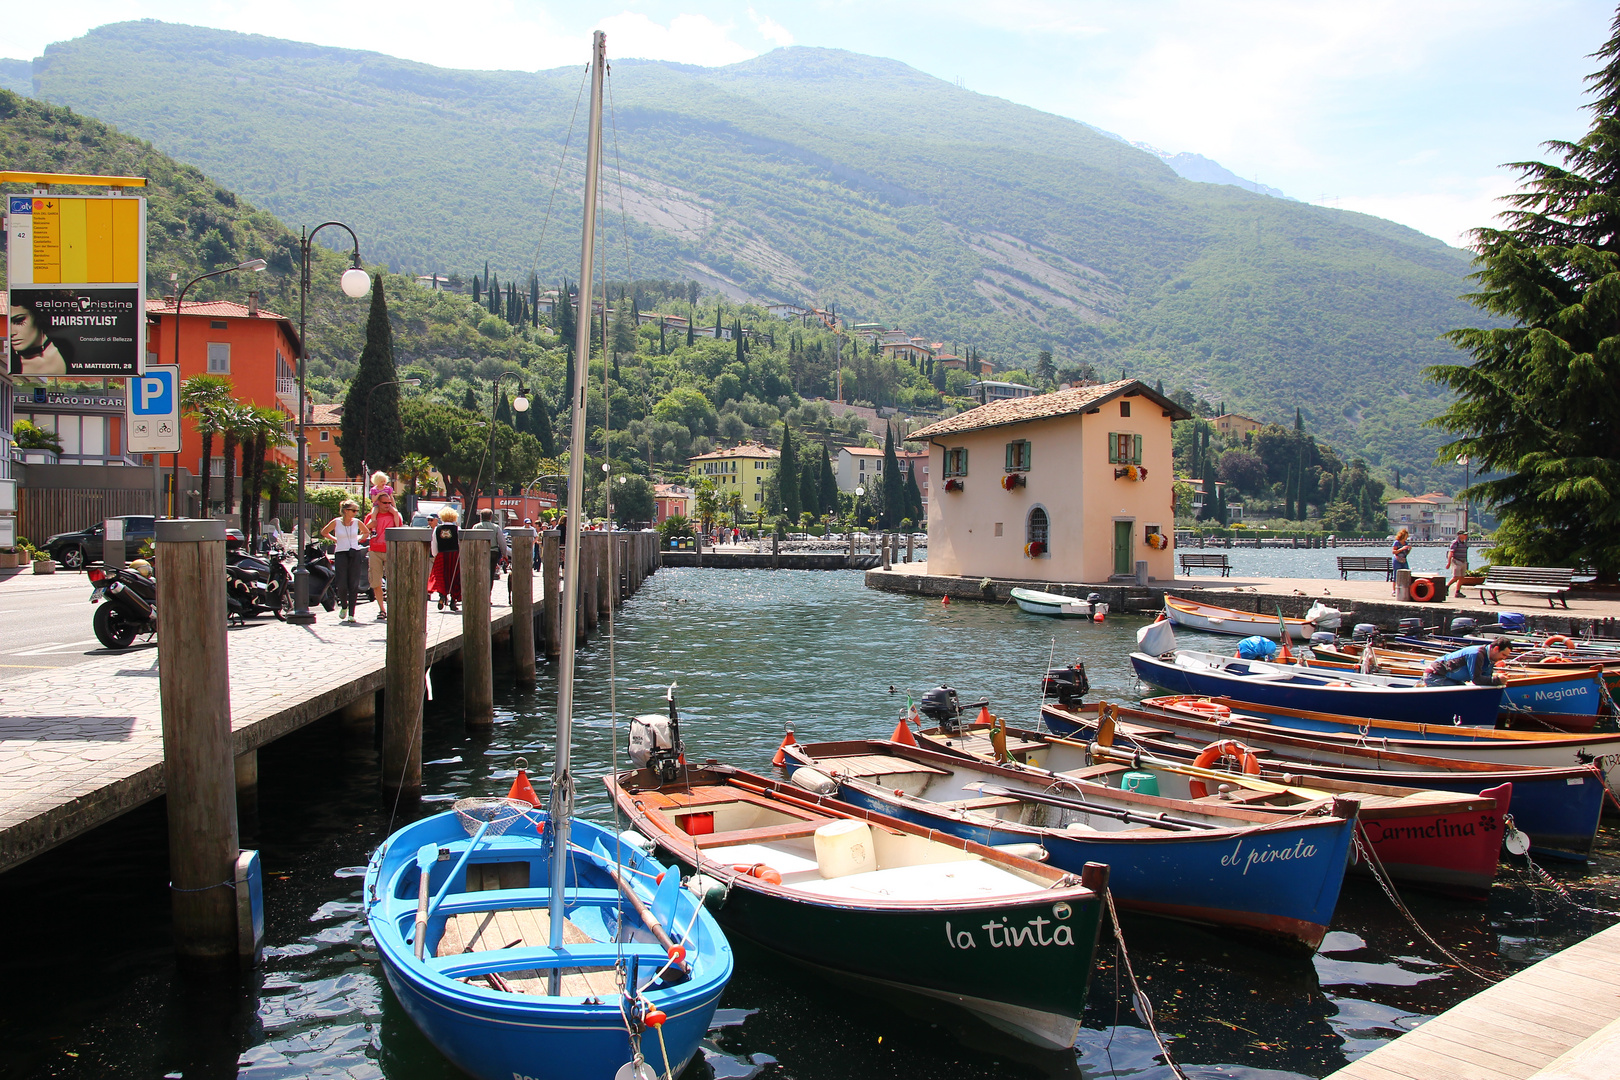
547, 28, 605, 977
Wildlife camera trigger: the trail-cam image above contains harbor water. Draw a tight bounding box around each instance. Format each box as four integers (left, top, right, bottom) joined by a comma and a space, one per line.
2, 567, 1616, 1080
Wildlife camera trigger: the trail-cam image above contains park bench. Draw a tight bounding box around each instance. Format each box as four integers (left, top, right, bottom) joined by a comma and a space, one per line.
1479, 566, 1575, 609
1338, 555, 1394, 581
1179, 553, 1231, 577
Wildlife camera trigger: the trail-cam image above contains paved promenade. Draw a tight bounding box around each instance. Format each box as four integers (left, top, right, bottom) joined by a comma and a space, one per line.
0, 600, 512, 872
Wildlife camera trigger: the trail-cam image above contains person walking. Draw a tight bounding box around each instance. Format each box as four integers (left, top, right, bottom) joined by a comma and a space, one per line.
1447, 530, 1470, 596
365, 488, 405, 621
1391, 527, 1412, 597
428, 506, 462, 612
321, 499, 372, 623
473, 508, 508, 598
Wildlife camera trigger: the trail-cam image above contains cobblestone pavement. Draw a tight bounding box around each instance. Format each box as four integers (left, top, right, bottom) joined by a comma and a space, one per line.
0, 598, 513, 872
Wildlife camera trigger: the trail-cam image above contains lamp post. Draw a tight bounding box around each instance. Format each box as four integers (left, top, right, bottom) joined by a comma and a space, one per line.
289, 224, 371, 625
167, 258, 267, 517
360, 377, 421, 484
1456, 454, 1471, 534
472, 373, 530, 520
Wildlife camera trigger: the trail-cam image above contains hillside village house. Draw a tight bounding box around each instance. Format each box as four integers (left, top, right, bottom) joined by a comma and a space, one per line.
911, 380, 1189, 583
1387, 492, 1462, 540
835, 445, 930, 511
1212, 413, 1265, 440
654, 483, 694, 524
688, 441, 780, 509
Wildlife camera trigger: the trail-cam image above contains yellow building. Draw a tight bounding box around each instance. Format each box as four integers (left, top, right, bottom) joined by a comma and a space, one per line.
689, 441, 781, 507
912, 379, 1190, 583
1212, 413, 1264, 440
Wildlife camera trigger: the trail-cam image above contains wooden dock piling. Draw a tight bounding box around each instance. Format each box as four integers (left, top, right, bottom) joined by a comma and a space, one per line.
509, 527, 537, 685
155, 518, 239, 966
459, 534, 493, 728
383, 527, 430, 802
542, 531, 560, 657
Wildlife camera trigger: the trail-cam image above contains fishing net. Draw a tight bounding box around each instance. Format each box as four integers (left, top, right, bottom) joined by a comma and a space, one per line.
452, 797, 534, 837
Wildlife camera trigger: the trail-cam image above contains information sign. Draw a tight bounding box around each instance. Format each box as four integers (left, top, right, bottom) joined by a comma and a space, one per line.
127, 364, 180, 454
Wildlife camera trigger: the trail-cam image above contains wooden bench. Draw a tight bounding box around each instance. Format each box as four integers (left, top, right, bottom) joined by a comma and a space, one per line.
1179, 553, 1231, 577
1338, 555, 1394, 581
1479, 566, 1575, 609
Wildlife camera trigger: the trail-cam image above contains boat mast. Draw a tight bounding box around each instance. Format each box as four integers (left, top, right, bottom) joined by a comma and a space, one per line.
547, 28, 605, 986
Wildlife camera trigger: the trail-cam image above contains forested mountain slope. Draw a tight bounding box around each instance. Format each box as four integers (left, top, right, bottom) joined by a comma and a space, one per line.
17, 21, 1489, 488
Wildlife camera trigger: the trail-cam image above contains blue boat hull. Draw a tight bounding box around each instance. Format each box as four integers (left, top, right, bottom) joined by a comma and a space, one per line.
366, 813, 732, 1080
1038, 709, 1603, 861
822, 779, 1355, 949
1131, 653, 1503, 727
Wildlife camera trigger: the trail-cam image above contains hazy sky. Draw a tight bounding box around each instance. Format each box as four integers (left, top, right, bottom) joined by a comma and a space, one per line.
9, 1, 1615, 246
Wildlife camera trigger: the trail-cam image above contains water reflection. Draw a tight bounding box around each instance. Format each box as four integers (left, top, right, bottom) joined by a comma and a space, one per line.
0, 568, 1615, 1080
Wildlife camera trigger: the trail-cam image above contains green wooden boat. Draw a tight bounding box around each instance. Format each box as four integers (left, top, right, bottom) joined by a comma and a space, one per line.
608, 763, 1108, 1050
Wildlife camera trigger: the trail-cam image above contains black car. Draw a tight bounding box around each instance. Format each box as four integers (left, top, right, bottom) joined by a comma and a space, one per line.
44, 515, 156, 570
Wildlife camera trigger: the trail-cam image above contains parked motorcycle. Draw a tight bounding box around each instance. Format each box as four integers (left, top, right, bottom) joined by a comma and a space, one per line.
301, 541, 338, 612
87, 561, 158, 649
226, 537, 293, 619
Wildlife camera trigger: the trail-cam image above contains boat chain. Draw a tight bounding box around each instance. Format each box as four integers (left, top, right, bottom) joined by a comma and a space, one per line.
1102, 887, 1190, 1080
1509, 829, 1620, 919
1352, 824, 1501, 983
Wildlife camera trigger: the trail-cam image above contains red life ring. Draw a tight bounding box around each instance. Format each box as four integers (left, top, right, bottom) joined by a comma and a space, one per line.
730, 863, 782, 885
1409, 578, 1436, 602
1543, 635, 1575, 650
1184, 699, 1232, 719
1189, 740, 1261, 799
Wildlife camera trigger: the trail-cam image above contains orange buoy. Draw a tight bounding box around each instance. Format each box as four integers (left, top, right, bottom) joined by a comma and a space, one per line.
1409, 577, 1436, 602
1544, 635, 1575, 650
1185, 699, 1231, 719
771, 725, 798, 768
1188, 739, 1261, 799
644, 1009, 667, 1028
891, 715, 918, 746
1093, 612, 1105, 622
507, 764, 541, 807
667, 943, 687, 966
942, 595, 951, 606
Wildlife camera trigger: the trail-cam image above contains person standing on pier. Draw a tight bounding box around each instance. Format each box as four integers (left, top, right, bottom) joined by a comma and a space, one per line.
428, 506, 462, 612
322, 500, 372, 623
1446, 530, 1469, 596
473, 508, 508, 597
365, 488, 404, 621
1391, 528, 1412, 597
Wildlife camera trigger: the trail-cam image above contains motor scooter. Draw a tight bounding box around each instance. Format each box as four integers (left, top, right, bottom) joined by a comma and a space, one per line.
87, 561, 158, 649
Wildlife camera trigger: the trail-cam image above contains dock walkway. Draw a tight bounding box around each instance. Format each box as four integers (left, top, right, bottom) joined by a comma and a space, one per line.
1324, 922, 1620, 1080
0, 602, 511, 873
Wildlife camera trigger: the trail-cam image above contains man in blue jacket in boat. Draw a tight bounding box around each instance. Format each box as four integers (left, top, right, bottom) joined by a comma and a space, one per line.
1234, 635, 1281, 661
1422, 637, 1510, 687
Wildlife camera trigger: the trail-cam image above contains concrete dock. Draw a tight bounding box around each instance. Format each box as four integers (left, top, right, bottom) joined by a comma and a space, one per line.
0, 602, 511, 873
1324, 922, 1620, 1080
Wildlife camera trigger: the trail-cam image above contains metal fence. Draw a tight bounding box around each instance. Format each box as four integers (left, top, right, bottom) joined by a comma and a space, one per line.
17, 488, 155, 546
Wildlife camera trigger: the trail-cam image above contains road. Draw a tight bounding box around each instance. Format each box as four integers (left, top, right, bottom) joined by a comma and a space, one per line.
0, 568, 149, 680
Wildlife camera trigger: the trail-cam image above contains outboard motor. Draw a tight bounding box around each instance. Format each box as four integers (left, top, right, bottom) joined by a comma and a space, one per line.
629, 682, 685, 785
1086, 592, 1103, 606
1450, 617, 1479, 636
920, 686, 964, 734
1042, 660, 1091, 706
1352, 623, 1381, 642
1309, 631, 1337, 648
1398, 617, 1425, 638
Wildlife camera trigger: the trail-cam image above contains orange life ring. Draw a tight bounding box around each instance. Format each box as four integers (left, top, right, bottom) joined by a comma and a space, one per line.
1189, 740, 1261, 799
1543, 635, 1575, 650
1409, 578, 1436, 602
730, 863, 782, 885
1184, 699, 1232, 720
1326, 680, 1353, 687
1542, 654, 1568, 664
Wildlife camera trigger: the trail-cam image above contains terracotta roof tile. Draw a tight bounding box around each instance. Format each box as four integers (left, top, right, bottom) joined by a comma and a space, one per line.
308, 403, 343, 424
689, 441, 780, 461
147, 298, 289, 320
910, 379, 1191, 440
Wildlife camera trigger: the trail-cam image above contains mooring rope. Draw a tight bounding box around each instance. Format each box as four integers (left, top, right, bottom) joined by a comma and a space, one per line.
1103, 887, 1190, 1080
1353, 823, 1500, 982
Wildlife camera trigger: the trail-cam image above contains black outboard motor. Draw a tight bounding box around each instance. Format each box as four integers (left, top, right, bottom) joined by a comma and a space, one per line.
1310, 631, 1337, 647
629, 682, 685, 785
1042, 660, 1091, 706
1398, 617, 1425, 638
1352, 623, 1381, 642
1450, 617, 1479, 636
920, 686, 964, 734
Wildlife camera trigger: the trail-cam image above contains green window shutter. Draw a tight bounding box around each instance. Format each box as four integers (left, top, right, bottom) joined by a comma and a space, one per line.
961, 448, 968, 475
1006, 442, 1015, 470
1108, 433, 1119, 464
1025, 441, 1032, 469
1133, 435, 1143, 464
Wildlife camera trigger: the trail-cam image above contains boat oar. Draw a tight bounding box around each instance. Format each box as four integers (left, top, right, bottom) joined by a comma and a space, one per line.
1086, 742, 1334, 801
973, 783, 1215, 831
597, 861, 690, 979
413, 843, 439, 961
421, 821, 492, 948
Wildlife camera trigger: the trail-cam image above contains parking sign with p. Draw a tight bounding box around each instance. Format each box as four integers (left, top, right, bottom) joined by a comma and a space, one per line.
127, 364, 180, 453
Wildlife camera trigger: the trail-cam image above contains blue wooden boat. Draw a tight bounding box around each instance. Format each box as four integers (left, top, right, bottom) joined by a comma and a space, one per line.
781, 738, 1358, 949
1132, 648, 1504, 727
1306, 643, 1609, 720
1035, 701, 1604, 862
365, 801, 733, 1080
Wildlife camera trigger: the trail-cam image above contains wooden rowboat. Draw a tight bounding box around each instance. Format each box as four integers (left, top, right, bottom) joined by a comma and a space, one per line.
1164, 595, 1319, 640
1010, 588, 1108, 618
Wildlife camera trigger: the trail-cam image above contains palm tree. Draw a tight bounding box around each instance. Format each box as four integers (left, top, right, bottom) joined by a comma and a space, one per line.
218, 403, 252, 521
243, 407, 291, 546
179, 375, 232, 516
261, 462, 291, 541
398, 452, 434, 517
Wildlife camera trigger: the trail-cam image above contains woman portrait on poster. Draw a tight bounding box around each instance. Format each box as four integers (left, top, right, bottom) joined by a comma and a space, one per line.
7, 296, 72, 376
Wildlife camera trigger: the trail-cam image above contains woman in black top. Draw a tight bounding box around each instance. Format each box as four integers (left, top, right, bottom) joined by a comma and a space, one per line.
428, 507, 462, 611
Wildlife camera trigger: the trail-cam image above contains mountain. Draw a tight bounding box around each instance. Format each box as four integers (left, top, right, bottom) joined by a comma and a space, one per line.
1154, 151, 1292, 201
0, 59, 29, 97
18, 21, 1488, 489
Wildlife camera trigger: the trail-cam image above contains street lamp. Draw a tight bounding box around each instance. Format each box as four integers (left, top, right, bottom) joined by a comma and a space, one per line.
167, 258, 267, 516
290, 223, 370, 625
472, 373, 531, 519
360, 377, 421, 484
1456, 454, 1471, 534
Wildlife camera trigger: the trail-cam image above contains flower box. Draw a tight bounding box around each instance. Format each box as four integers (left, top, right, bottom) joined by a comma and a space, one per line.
32, 558, 56, 574
1001, 473, 1027, 491
944, 478, 965, 493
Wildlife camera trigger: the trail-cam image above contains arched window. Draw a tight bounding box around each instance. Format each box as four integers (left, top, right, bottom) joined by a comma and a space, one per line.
1027, 506, 1050, 553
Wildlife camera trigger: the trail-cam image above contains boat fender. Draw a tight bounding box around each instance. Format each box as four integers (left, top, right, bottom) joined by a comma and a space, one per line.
685, 874, 727, 905
791, 767, 838, 796
1544, 635, 1575, 650
618, 829, 653, 856
730, 862, 783, 885
992, 842, 1049, 862
1188, 740, 1261, 800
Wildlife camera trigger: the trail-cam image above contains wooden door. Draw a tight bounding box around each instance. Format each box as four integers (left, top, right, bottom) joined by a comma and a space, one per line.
1114, 520, 1133, 576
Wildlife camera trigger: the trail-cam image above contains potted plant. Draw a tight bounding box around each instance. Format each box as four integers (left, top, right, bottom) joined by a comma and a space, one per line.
0, 547, 20, 570
32, 548, 56, 574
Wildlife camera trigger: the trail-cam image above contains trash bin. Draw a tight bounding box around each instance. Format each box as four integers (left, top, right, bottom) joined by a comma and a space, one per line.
1135, 560, 1149, 587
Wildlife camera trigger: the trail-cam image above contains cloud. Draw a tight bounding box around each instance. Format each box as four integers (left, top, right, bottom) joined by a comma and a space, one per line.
749, 7, 794, 47
595, 11, 758, 66
1322, 173, 1520, 247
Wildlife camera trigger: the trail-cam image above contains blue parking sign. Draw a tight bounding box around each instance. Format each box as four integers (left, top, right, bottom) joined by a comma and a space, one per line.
133, 370, 174, 414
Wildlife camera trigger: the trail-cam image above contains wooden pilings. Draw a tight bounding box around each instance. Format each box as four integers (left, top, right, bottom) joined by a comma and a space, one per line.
510, 528, 536, 685
542, 531, 561, 657
383, 527, 430, 802
155, 518, 239, 966
459, 534, 493, 728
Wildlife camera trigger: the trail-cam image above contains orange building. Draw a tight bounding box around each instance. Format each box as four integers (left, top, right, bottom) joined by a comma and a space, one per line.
306, 403, 344, 477
143, 295, 305, 494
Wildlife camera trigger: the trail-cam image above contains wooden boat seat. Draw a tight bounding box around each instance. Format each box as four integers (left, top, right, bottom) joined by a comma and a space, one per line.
1059, 763, 1130, 781
810, 754, 951, 779
932, 795, 1022, 811
437, 906, 617, 998
692, 818, 836, 848
1193, 788, 1283, 806
950, 732, 1049, 757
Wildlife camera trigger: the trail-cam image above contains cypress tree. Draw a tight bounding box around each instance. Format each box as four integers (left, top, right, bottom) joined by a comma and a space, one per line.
339, 272, 401, 474
1284, 465, 1295, 520
820, 443, 837, 517
778, 421, 800, 520
735, 320, 745, 365
799, 451, 819, 521
530, 273, 540, 327
1429, 13, 1620, 577
462, 387, 478, 412
533, 396, 557, 458
881, 425, 904, 529
495, 389, 512, 427
471, 276, 480, 303
687, 307, 695, 347
1294, 406, 1303, 434
904, 457, 924, 524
